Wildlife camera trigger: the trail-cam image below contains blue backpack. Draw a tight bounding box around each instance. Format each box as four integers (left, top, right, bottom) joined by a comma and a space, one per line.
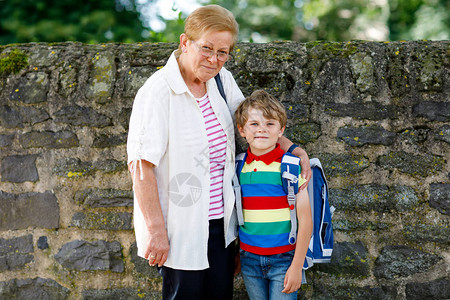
233, 154, 334, 270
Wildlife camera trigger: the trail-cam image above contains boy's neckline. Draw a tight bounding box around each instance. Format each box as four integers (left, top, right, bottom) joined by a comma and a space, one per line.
246, 143, 284, 165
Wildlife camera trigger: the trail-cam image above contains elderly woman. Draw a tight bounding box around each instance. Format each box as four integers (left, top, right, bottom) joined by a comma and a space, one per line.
127, 5, 311, 300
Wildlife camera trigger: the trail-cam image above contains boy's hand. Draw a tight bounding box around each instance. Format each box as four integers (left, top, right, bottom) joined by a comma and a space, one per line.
282, 265, 302, 294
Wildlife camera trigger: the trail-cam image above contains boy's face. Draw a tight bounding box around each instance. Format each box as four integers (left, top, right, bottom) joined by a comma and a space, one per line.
238, 107, 285, 156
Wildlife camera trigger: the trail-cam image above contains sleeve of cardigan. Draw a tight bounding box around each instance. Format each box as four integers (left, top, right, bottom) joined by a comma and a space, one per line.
127, 73, 169, 180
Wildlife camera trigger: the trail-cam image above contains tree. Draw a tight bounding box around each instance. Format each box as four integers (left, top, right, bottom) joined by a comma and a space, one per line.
388, 0, 450, 40
0, 0, 147, 44
1, 0, 448, 44
205, 0, 449, 42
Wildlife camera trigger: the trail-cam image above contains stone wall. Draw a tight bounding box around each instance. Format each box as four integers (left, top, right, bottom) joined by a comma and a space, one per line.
0, 41, 448, 299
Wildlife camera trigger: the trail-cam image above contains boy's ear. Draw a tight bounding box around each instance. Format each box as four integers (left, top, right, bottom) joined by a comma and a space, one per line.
279, 126, 286, 137
237, 125, 246, 138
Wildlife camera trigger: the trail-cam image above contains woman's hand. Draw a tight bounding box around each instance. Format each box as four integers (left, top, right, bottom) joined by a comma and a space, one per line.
145, 227, 170, 267
130, 159, 170, 267
297, 150, 311, 190
282, 265, 302, 294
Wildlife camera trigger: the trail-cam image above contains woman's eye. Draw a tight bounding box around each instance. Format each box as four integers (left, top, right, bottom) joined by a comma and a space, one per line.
218, 50, 228, 55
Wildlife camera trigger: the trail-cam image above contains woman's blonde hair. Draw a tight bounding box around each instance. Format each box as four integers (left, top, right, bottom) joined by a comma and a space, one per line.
177, 5, 238, 54
235, 90, 287, 129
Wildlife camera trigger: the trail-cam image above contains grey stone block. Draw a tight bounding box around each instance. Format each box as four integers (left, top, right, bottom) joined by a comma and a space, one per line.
1, 154, 38, 182
53, 105, 111, 128
0, 105, 50, 128
337, 125, 396, 146
0, 134, 14, 147
404, 224, 450, 245
71, 212, 132, 230
19, 130, 79, 149
318, 153, 370, 176
377, 151, 445, 177
0, 191, 59, 230
413, 101, 450, 122
0, 277, 69, 299
92, 133, 127, 148
85, 51, 115, 104
9, 72, 49, 104
330, 184, 419, 212
405, 278, 450, 300
309, 57, 359, 104
53, 157, 126, 177
0, 235, 33, 271
315, 241, 370, 276
37, 236, 48, 250
284, 122, 321, 145
429, 183, 450, 215
74, 188, 133, 207
55, 240, 124, 272
122, 66, 152, 98
434, 125, 450, 143
374, 245, 442, 279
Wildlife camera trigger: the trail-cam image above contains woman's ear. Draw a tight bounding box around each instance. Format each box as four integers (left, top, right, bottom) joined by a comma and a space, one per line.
180, 33, 188, 52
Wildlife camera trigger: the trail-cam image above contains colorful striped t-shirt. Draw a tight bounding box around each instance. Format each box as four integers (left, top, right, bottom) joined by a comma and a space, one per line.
238, 145, 299, 255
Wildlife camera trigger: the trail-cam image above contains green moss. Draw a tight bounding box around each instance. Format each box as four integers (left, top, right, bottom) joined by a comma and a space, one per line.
306, 41, 358, 58
266, 47, 296, 61
0, 49, 29, 75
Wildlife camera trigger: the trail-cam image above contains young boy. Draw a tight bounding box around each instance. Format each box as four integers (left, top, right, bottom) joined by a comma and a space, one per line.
235, 90, 313, 300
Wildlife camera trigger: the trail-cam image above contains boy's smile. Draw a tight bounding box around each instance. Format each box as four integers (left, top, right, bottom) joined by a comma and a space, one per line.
238, 107, 285, 156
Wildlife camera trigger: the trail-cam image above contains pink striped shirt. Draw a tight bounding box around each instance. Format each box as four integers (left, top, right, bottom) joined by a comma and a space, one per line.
197, 94, 227, 220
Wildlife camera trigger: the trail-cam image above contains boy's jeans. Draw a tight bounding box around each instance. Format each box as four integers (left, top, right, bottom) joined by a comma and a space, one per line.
240, 249, 306, 300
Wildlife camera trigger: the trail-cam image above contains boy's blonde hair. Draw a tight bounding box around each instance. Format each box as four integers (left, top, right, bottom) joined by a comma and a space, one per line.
176, 5, 239, 55
235, 90, 287, 129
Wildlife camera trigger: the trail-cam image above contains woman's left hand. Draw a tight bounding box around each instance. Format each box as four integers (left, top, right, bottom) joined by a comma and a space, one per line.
298, 151, 311, 190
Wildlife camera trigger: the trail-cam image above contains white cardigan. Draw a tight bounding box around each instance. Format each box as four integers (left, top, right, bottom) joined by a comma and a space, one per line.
127, 52, 244, 270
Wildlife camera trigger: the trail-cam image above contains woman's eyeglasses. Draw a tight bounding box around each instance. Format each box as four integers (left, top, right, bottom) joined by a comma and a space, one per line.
191, 40, 232, 62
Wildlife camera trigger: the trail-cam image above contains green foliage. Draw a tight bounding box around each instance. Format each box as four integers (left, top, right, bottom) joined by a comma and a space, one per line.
0, 0, 147, 44
0, 49, 28, 75
0, 0, 448, 44
147, 11, 186, 43
388, 0, 450, 40
206, 0, 449, 42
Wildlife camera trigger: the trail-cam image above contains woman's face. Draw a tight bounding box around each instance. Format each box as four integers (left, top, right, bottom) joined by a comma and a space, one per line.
181, 30, 233, 83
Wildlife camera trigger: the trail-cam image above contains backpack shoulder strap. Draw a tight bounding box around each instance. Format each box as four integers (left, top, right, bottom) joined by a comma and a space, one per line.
234, 152, 247, 226
280, 152, 301, 245
235, 152, 246, 178
214, 73, 227, 103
